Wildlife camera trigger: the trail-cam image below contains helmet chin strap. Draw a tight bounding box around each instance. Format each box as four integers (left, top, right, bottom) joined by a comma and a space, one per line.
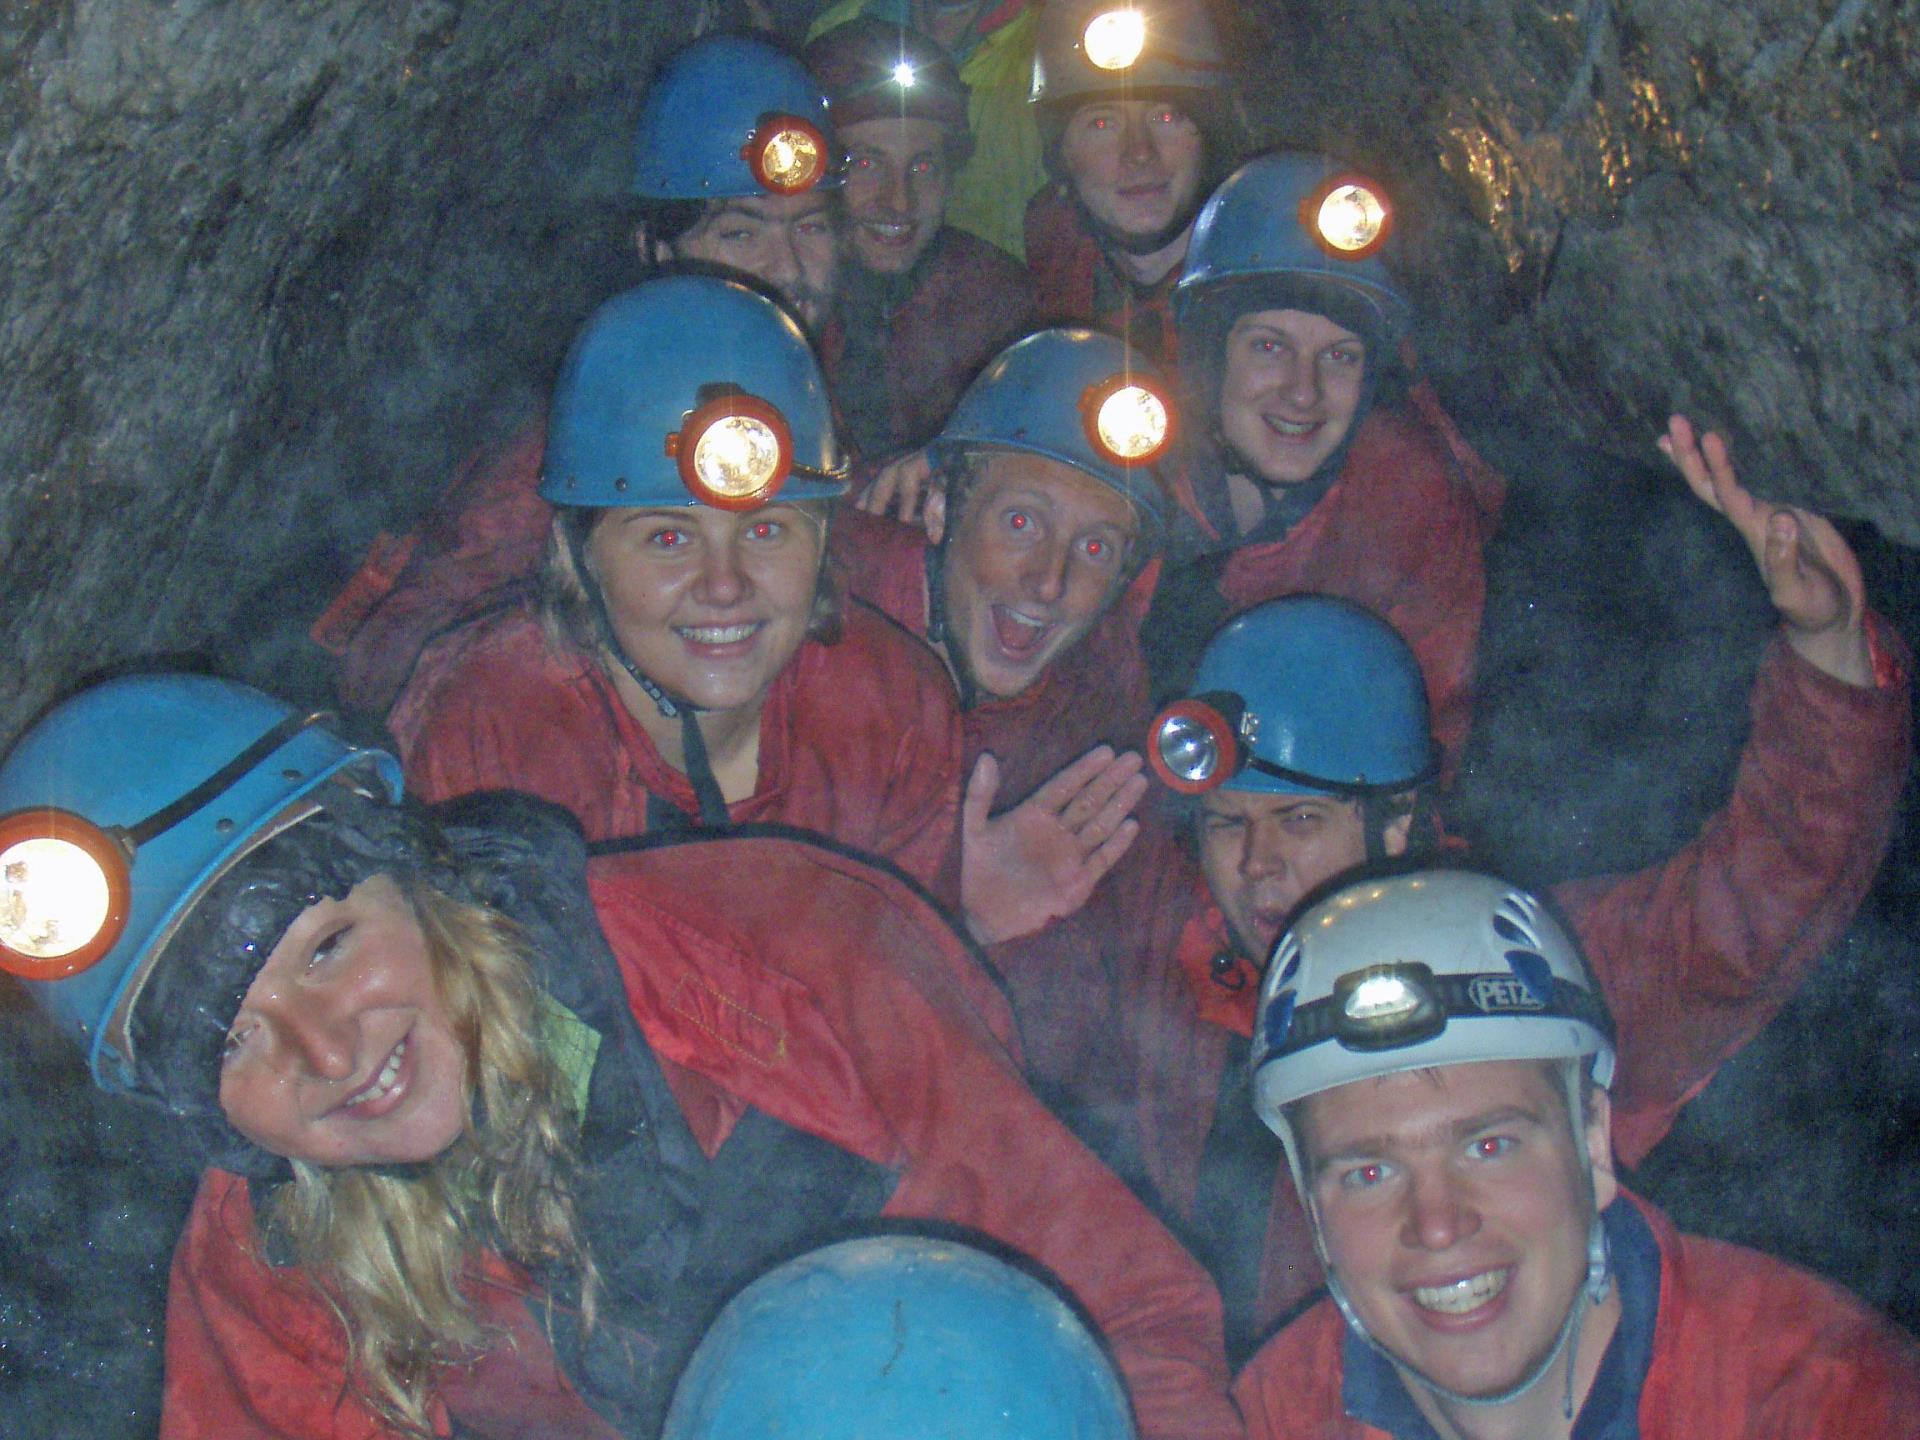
923, 526, 980, 712
569, 524, 731, 827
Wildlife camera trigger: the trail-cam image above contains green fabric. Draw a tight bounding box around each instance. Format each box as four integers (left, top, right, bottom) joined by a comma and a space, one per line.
536, 990, 602, 1128
808, 2, 1046, 258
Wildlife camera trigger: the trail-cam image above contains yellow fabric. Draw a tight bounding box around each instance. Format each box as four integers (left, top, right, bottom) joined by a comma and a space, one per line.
808, 3, 1047, 258
536, 990, 602, 1127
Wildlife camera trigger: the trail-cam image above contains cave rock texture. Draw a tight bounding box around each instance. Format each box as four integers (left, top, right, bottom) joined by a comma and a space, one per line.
0, 3, 1917, 1438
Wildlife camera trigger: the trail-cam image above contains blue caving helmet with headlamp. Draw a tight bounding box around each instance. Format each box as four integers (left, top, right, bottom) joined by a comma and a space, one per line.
1149, 596, 1436, 798
929, 327, 1173, 543
0, 674, 400, 1095
634, 34, 838, 200
661, 1235, 1138, 1440
1174, 151, 1411, 348
540, 274, 848, 511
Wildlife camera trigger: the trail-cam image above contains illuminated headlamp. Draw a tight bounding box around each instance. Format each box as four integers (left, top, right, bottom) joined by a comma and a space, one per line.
1332, 962, 1445, 1050
891, 60, 917, 88
1083, 7, 1148, 70
742, 114, 829, 195
668, 393, 794, 510
1301, 174, 1393, 260
1148, 691, 1249, 794
1081, 374, 1173, 466
0, 808, 132, 980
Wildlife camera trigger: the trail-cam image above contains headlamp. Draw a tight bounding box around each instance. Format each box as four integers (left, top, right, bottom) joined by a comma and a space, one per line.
742, 114, 829, 195
891, 60, 917, 88
1331, 962, 1445, 1050
0, 809, 132, 979
668, 393, 794, 510
1080, 374, 1173, 467
1147, 692, 1247, 794
1300, 174, 1393, 260
1083, 7, 1148, 71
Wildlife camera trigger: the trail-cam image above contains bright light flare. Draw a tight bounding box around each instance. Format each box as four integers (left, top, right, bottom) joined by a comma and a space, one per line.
0, 812, 130, 978
1083, 8, 1148, 70
1305, 178, 1392, 259
673, 395, 794, 510
744, 117, 828, 194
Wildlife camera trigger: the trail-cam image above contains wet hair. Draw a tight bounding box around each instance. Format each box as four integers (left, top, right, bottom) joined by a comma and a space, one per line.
257, 880, 599, 1437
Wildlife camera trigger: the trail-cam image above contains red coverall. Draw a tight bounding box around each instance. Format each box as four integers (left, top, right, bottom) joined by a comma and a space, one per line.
160, 835, 1241, 1440
1024, 183, 1178, 363
833, 225, 1036, 457
833, 509, 1156, 1092
1234, 1191, 1920, 1439
1123, 632, 1912, 1328
387, 601, 965, 899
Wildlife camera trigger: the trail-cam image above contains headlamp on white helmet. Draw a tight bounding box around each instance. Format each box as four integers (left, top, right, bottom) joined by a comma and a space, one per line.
1082, 7, 1149, 70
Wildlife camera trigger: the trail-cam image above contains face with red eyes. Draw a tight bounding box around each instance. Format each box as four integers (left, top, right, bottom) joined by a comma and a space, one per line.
219, 874, 470, 1168
839, 116, 953, 275
582, 502, 827, 719
1057, 97, 1204, 249
926, 452, 1140, 700
1296, 1060, 1618, 1409
1219, 309, 1369, 487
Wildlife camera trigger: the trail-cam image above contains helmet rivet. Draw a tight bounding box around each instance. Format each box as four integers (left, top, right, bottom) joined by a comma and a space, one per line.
215, 818, 235, 834
614, 476, 629, 493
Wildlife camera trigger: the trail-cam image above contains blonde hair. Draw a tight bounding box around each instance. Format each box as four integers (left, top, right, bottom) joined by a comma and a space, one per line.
259, 883, 599, 1436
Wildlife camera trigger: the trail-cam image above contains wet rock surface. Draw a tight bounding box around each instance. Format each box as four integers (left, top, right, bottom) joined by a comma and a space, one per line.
2, 3, 1918, 1435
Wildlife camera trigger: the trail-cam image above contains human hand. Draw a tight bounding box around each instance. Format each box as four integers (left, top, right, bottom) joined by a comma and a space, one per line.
960, 746, 1147, 946
1659, 413, 1872, 686
855, 449, 936, 524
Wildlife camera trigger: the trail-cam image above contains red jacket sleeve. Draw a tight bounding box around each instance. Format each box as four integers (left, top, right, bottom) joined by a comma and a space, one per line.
588, 841, 1241, 1440
1553, 628, 1913, 1164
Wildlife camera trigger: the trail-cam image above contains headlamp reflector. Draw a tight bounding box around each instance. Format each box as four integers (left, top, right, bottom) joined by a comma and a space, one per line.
1083, 8, 1148, 70
743, 115, 829, 195
891, 60, 917, 88
669, 393, 795, 510
1148, 696, 1239, 794
1081, 375, 1174, 466
1302, 176, 1393, 260
1332, 962, 1445, 1050
0, 809, 131, 979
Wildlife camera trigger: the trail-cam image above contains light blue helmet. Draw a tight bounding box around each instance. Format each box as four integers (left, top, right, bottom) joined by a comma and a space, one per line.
1148, 596, 1436, 797
0, 674, 400, 1093
634, 34, 837, 200
662, 1236, 1138, 1440
540, 275, 848, 511
929, 328, 1173, 542
1175, 151, 1410, 346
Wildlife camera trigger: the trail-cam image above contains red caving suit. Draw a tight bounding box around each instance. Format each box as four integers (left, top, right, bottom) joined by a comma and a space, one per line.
160, 823, 1241, 1440
1024, 183, 1179, 364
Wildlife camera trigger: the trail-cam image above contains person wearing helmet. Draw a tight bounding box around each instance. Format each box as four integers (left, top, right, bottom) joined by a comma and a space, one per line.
1024, 0, 1242, 363
832, 329, 1175, 1064
1235, 867, 1920, 1439
314, 32, 845, 719
386, 276, 968, 904
1144, 150, 1505, 773
661, 1236, 1137, 1440
1105, 415, 1908, 1358
803, 18, 1035, 461
0, 674, 1243, 1440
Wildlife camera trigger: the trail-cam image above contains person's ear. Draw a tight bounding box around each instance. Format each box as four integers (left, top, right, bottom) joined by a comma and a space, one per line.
1584, 1085, 1619, 1211
634, 220, 673, 267
1381, 799, 1416, 857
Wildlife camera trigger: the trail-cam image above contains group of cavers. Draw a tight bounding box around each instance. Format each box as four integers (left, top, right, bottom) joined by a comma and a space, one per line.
5, 3, 1919, 1437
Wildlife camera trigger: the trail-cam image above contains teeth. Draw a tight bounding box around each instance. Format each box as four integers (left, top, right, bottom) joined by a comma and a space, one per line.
348, 1039, 406, 1108
1412, 1268, 1508, 1315
680, 624, 756, 644
1266, 417, 1315, 436
1003, 610, 1046, 633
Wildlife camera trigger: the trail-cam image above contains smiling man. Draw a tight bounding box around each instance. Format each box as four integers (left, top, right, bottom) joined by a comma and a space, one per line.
1237, 867, 1920, 1440
1023, 0, 1239, 362
804, 19, 1033, 459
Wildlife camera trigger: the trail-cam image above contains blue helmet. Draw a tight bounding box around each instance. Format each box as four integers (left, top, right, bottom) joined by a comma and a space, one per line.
634, 34, 837, 200
662, 1236, 1137, 1440
1175, 151, 1410, 346
1148, 596, 1436, 797
0, 675, 400, 1094
540, 275, 848, 512
929, 328, 1173, 541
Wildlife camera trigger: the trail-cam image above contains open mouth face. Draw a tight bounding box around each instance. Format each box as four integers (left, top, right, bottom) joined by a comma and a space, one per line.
1217, 308, 1368, 486
840, 116, 952, 276
218, 874, 471, 1168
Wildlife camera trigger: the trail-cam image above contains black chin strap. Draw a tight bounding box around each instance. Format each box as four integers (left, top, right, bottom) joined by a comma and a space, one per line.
923, 535, 979, 712
568, 524, 731, 828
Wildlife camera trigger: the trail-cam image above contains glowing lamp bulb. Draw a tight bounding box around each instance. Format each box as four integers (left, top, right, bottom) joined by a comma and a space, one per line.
1314, 182, 1389, 255
673, 394, 795, 510
744, 116, 829, 195
1083, 8, 1148, 70
1094, 384, 1169, 461
1344, 972, 1417, 1022
0, 815, 130, 979
892, 60, 917, 88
